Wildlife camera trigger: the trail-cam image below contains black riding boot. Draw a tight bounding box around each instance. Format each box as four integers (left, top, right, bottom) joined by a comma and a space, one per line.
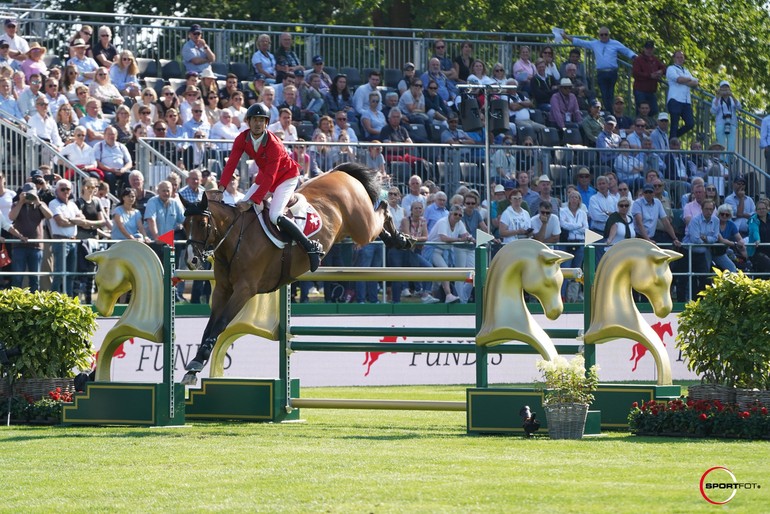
276, 215, 325, 272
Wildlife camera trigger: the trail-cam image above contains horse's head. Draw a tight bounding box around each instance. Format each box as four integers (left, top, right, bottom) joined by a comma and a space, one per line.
88, 245, 134, 316
629, 244, 682, 317
519, 241, 572, 319
181, 192, 216, 270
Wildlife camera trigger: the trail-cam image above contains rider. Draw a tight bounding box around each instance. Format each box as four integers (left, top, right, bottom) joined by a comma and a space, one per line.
218, 102, 324, 271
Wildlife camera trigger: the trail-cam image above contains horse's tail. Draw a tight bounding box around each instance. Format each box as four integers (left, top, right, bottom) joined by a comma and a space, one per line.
331, 162, 382, 205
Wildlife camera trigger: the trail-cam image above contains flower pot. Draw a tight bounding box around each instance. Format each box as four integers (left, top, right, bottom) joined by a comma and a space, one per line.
687, 384, 736, 404
735, 389, 770, 410
544, 403, 588, 440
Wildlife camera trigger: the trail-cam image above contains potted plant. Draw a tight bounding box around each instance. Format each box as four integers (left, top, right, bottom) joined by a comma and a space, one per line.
677, 270, 770, 407
536, 354, 599, 439
0, 289, 96, 400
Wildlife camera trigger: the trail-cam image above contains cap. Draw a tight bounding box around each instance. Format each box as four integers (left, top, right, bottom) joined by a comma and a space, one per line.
70, 38, 87, 48
494, 184, 505, 193
22, 183, 37, 195
0, 40, 9, 48
559, 78, 573, 88
733, 175, 747, 184
189, 24, 202, 34
719, 80, 730, 88
30, 169, 44, 178
403, 62, 415, 71
536, 174, 551, 184
590, 99, 601, 108
502, 179, 517, 190
657, 112, 670, 121
185, 71, 199, 79
576, 167, 591, 177
643, 40, 655, 49
312, 55, 323, 65
643, 184, 654, 193
614, 96, 625, 104
199, 68, 216, 79
4, 18, 17, 27
605, 115, 617, 125
253, 72, 266, 81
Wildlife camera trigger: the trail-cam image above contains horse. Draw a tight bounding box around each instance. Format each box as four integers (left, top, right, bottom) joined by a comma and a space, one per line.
583, 239, 681, 385
630, 321, 673, 372
87, 241, 166, 382
476, 239, 572, 361
180, 162, 413, 385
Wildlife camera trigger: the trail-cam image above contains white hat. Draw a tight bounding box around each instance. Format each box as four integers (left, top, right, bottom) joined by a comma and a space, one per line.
657, 112, 670, 121
537, 174, 551, 184
200, 68, 217, 79
559, 78, 573, 88
494, 184, 505, 193
718, 80, 730, 88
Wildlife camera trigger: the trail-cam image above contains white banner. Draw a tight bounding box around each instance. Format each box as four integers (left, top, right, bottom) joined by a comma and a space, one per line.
93, 313, 698, 386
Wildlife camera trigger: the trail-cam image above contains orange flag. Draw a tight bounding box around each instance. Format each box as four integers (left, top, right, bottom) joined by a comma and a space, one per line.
158, 230, 175, 247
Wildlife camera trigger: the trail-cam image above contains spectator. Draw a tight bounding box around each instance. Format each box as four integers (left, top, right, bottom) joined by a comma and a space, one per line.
747, 198, 770, 273
43, 77, 68, 119
324, 74, 357, 127
28, 96, 63, 150
666, 50, 698, 139
74, 177, 108, 302
332, 111, 358, 143
684, 198, 718, 294
111, 186, 149, 241
0, 76, 21, 120
724, 175, 755, 235
561, 27, 637, 110
424, 191, 449, 232
182, 24, 216, 75
202, 88, 221, 126
605, 198, 635, 246
1, 18, 29, 63
456, 191, 487, 302
364, 141, 386, 174
8, 183, 50, 291
217, 73, 242, 109
631, 40, 665, 116
17, 72, 44, 119
530, 59, 557, 111
127, 170, 155, 216
401, 175, 426, 214
300, 72, 325, 119
183, 100, 211, 141
714, 204, 746, 273
432, 39, 458, 82
67, 38, 99, 85
491, 135, 516, 181
0, 172, 14, 219
613, 139, 645, 191
144, 179, 184, 243
360, 91, 386, 141
277, 85, 303, 126
558, 48, 588, 88
89, 66, 124, 115
562, 64, 590, 111
512, 45, 536, 92
540, 46, 560, 81
56, 103, 78, 146
94, 125, 132, 193
274, 32, 304, 83
549, 78, 582, 129
626, 117, 648, 149
559, 188, 588, 269
574, 167, 596, 206
0, 40, 16, 70
49, 179, 86, 296
468, 59, 494, 86
268, 107, 298, 142
380, 108, 430, 177
610, 96, 633, 132
397, 62, 417, 95
391, 201, 438, 304
399, 77, 430, 125
352, 70, 382, 118
381, 91, 400, 120
21, 42, 47, 82
663, 137, 691, 185
210, 110, 240, 149
308, 55, 332, 94
632, 183, 680, 244
499, 188, 531, 243
588, 175, 616, 234
683, 181, 706, 226
198, 68, 218, 100
530, 201, 561, 245
252, 34, 276, 82
59, 126, 99, 179
227, 91, 248, 128
93, 26, 118, 69
528, 174, 560, 216
581, 98, 604, 145
427, 205, 467, 303
710, 81, 740, 162
79, 98, 110, 146
67, 25, 93, 57
421, 57, 455, 103
453, 41, 474, 83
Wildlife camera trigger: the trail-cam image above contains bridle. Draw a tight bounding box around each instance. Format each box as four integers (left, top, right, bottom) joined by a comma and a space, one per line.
185, 207, 237, 264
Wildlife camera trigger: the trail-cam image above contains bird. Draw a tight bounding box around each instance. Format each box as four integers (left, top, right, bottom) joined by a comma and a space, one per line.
520, 405, 541, 438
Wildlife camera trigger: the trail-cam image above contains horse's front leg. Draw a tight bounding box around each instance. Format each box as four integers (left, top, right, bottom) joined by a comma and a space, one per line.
182, 285, 248, 385
376, 201, 415, 250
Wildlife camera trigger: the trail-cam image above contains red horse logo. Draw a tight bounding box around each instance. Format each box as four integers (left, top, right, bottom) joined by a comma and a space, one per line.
91, 339, 134, 368
629, 322, 673, 372
362, 335, 405, 376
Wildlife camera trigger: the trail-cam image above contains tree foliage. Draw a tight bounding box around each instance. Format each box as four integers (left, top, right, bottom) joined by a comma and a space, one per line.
55, 0, 770, 109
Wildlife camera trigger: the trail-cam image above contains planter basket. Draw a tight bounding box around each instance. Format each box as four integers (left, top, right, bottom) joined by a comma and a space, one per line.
544, 403, 588, 440
0, 378, 74, 401
736, 389, 770, 410
687, 384, 737, 405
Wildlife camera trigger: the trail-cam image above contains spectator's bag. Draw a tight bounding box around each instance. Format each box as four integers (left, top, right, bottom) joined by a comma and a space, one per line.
0, 244, 11, 267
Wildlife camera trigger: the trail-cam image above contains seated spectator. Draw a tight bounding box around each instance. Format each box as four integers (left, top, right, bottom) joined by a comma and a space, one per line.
360, 91, 386, 141
260, 86, 279, 123
456, 191, 486, 302
175, 70, 199, 96
605, 198, 635, 245
21, 42, 47, 82
182, 24, 216, 75
421, 57, 455, 103
352, 70, 382, 118
203, 88, 221, 126
308, 55, 332, 94
332, 111, 357, 143
56, 102, 78, 146
614, 139, 645, 191
399, 78, 430, 125
112, 187, 150, 241
210, 110, 241, 150
268, 107, 298, 142
156, 85, 181, 122
747, 198, 770, 273
528, 174, 561, 216
581, 99, 604, 145
684, 199, 718, 294
277, 84, 303, 124
626, 117, 649, 149
650, 112, 670, 149
724, 175, 754, 235
43, 77, 69, 119
713, 203, 746, 272
252, 34, 276, 82
663, 137, 691, 184
218, 73, 242, 109
512, 45, 536, 91
424, 191, 449, 232
563, 62, 591, 111
94, 126, 132, 193
498, 188, 531, 243
28, 96, 63, 150
397, 62, 417, 95
381, 91, 400, 120
60, 126, 100, 179
274, 32, 304, 83
89, 67, 124, 115
549, 78, 582, 129
453, 40, 474, 83
93, 26, 118, 69
67, 25, 93, 57
221, 174, 244, 206
530, 201, 561, 245
198, 68, 219, 99
468, 59, 494, 85
390, 201, 438, 304
301, 72, 326, 119
610, 96, 633, 131
379, 108, 430, 177
596, 115, 620, 165
365, 141, 386, 174
60, 64, 84, 104
227, 91, 248, 128
427, 205, 468, 303
324, 74, 357, 127
67, 38, 98, 85
559, 189, 587, 262
491, 135, 516, 181
530, 59, 557, 111
489, 61, 509, 86
637, 101, 656, 129
17, 72, 44, 119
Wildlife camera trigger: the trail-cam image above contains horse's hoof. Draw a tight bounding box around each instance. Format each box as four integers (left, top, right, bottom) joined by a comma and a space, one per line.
181, 372, 198, 386
186, 360, 204, 373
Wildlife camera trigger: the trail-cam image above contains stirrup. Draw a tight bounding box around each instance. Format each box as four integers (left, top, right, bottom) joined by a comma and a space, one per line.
307, 241, 324, 272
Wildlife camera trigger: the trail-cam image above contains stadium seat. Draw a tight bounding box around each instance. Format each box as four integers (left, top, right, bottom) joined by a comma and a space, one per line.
144, 77, 165, 96
297, 121, 314, 141
160, 59, 183, 80
517, 124, 537, 145
211, 62, 228, 77
340, 67, 362, 87
136, 58, 158, 79
43, 55, 62, 68
323, 67, 337, 79
229, 62, 251, 81
408, 123, 429, 143
383, 68, 401, 89
541, 127, 561, 147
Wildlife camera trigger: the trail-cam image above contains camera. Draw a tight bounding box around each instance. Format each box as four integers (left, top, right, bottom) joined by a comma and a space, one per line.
24, 192, 36, 201
44, 174, 56, 182
724, 122, 732, 135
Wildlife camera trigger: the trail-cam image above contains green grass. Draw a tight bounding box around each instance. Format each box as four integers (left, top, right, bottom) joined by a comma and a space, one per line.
1, 385, 768, 513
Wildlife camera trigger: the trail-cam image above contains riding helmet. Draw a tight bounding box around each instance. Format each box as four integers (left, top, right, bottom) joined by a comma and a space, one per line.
245, 103, 271, 120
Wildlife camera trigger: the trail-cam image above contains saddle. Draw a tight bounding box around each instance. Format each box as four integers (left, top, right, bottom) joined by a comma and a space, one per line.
257, 193, 323, 248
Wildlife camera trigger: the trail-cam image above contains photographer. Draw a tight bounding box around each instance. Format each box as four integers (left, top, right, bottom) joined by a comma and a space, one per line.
8, 183, 52, 292
710, 80, 740, 163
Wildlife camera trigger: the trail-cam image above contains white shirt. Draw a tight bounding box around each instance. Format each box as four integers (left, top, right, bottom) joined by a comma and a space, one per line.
530, 213, 561, 244
588, 191, 617, 230
60, 142, 97, 168
500, 206, 531, 244
352, 83, 382, 117
0, 189, 16, 218
210, 121, 241, 150
49, 197, 82, 238
268, 121, 297, 142
666, 65, 695, 104
27, 112, 63, 148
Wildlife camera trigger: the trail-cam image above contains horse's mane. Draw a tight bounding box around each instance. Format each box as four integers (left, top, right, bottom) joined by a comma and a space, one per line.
329, 162, 382, 205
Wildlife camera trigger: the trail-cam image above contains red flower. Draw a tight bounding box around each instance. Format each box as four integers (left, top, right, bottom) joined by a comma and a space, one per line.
632, 402, 638, 408
741, 411, 751, 419
762, 407, 768, 416
699, 413, 708, 421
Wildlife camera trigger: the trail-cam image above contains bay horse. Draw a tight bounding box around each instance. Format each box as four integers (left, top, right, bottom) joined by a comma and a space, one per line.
180, 162, 412, 385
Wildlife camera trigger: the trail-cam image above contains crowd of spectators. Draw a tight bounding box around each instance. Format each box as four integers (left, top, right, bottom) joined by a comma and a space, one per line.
1, 18, 769, 304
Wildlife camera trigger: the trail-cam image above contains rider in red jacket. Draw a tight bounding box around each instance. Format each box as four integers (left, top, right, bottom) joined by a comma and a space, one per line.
218, 103, 324, 271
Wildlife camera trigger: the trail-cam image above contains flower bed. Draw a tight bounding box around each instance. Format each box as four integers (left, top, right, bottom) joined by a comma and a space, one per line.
628, 397, 770, 439
0, 388, 73, 424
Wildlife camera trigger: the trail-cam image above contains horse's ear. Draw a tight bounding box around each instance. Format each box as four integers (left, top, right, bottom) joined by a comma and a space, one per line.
200, 191, 208, 210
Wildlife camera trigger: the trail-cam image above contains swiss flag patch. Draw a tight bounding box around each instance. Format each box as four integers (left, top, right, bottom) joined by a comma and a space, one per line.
304, 211, 321, 236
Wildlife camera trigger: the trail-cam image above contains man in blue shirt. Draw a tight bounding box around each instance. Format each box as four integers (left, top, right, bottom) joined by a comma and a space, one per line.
684, 199, 718, 296
182, 24, 216, 75
561, 27, 637, 111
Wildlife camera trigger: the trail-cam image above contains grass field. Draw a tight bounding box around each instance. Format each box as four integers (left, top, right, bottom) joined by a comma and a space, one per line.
2, 385, 768, 513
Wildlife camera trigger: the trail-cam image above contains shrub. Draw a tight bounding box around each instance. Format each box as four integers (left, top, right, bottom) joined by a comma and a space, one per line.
676, 270, 770, 389
0, 289, 96, 379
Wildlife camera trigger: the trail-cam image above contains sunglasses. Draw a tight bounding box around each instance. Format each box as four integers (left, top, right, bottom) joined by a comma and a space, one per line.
59, 187, 71, 191
428, 86, 438, 90
599, 33, 609, 37
435, 45, 445, 49
336, 117, 347, 121
618, 204, 630, 207
192, 109, 203, 113
412, 84, 423, 87
635, 124, 645, 127
388, 192, 399, 196
465, 201, 476, 206
452, 213, 462, 218
706, 187, 717, 191
493, 68, 504, 72
719, 213, 731, 217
